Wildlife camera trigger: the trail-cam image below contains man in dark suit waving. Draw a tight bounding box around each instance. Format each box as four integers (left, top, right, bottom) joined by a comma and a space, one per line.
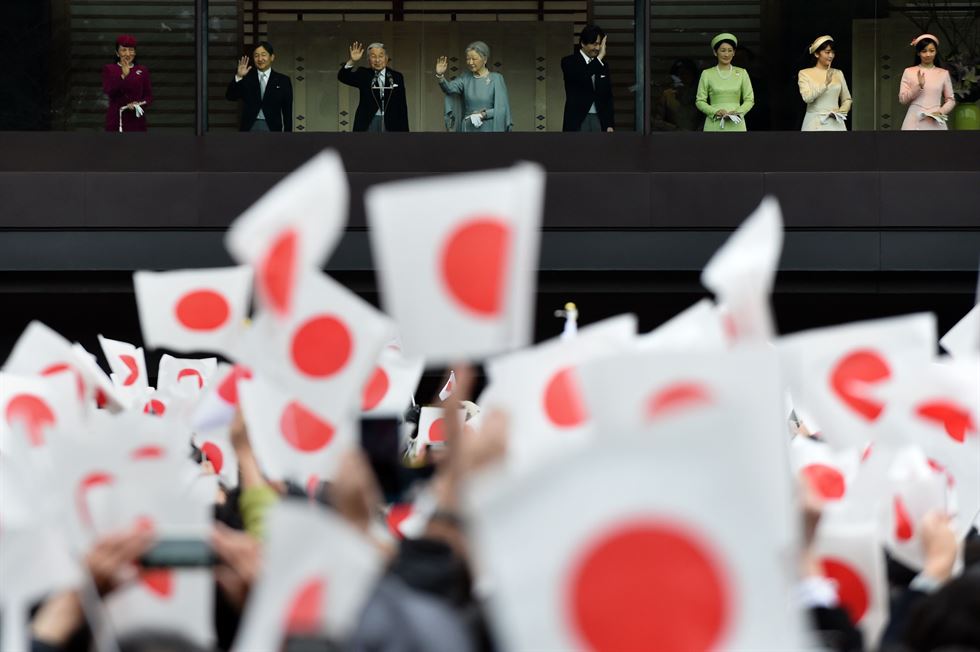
561, 25, 614, 132
338, 41, 409, 132
225, 41, 293, 132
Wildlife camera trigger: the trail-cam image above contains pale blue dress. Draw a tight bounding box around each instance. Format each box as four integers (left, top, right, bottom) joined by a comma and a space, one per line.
438, 71, 513, 132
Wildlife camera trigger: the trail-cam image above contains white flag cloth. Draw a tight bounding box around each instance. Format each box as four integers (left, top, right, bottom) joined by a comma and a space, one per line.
225, 150, 349, 317
939, 303, 979, 359
237, 270, 396, 421
233, 502, 384, 651
813, 519, 888, 647
134, 266, 252, 356
1, 372, 81, 450
465, 433, 809, 651
701, 196, 783, 344
791, 436, 860, 504
190, 363, 253, 432
636, 298, 728, 352
107, 569, 214, 649
98, 335, 149, 390
157, 353, 218, 398
416, 406, 466, 448
361, 347, 424, 416
882, 446, 949, 570
237, 375, 357, 484
484, 314, 637, 468
366, 162, 545, 362
438, 370, 456, 402
778, 313, 937, 450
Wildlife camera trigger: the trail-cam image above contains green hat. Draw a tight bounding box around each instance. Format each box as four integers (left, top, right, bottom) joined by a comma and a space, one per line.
711, 33, 738, 51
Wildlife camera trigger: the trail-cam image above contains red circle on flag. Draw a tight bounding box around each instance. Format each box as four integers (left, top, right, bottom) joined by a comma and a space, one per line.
120, 354, 140, 386
284, 578, 325, 634
894, 496, 914, 542
5, 394, 55, 447
915, 400, 977, 443
280, 402, 336, 452
429, 417, 446, 443
800, 463, 846, 501
386, 503, 413, 539
178, 368, 205, 389
201, 441, 224, 474
140, 568, 174, 598
174, 290, 230, 331
76, 472, 114, 528
646, 382, 712, 421
926, 458, 955, 488
143, 399, 166, 416
567, 521, 730, 652
819, 557, 869, 624
543, 367, 588, 428
439, 218, 511, 317
290, 315, 353, 378
361, 366, 390, 411
829, 350, 890, 421
217, 365, 253, 405
131, 445, 164, 460
260, 228, 298, 316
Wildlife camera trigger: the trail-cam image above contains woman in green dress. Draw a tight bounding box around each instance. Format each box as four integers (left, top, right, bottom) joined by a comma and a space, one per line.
695, 33, 755, 131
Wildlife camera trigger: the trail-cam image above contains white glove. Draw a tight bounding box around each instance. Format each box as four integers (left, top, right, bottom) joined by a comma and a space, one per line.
820, 111, 847, 125
719, 114, 742, 129
468, 113, 483, 128
134, 104, 145, 118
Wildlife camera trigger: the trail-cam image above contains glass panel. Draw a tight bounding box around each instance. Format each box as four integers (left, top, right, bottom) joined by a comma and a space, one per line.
7, 1, 197, 131
649, 0, 882, 131
209, 1, 636, 132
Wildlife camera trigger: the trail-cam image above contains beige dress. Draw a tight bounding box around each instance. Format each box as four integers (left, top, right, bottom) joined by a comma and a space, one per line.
798, 68, 852, 131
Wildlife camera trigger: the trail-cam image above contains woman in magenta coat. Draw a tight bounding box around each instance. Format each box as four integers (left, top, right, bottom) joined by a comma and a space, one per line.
102, 34, 153, 132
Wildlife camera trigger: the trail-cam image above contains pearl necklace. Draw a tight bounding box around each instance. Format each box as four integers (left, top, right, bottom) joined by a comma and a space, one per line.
716, 65, 733, 79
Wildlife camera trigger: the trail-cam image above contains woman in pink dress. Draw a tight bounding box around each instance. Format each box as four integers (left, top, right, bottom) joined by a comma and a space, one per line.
899, 34, 955, 130
102, 34, 153, 132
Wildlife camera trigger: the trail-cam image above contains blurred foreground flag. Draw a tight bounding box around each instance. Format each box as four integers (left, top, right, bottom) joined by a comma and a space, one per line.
366, 163, 544, 362
190, 363, 253, 432
701, 196, 783, 344
466, 433, 810, 650
134, 266, 252, 357
225, 150, 349, 317
778, 313, 936, 450
939, 303, 979, 359
234, 502, 383, 651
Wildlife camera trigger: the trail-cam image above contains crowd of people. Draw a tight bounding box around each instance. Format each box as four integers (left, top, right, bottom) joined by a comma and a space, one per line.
103, 27, 957, 133
2, 156, 978, 652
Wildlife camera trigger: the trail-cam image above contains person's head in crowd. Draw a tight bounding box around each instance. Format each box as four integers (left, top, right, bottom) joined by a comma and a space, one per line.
579, 24, 606, 59
367, 42, 389, 72
903, 568, 980, 651
669, 58, 698, 87
809, 36, 835, 68
911, 34, 943, 67
252, 41, 275, 72
464, 41, 490, 75
711, 32, 737, 67
115, 34, 137, 65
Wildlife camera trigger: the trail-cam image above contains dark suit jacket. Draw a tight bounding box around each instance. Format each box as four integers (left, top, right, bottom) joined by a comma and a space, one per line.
561, 51, 614, 131
225, 68, 293, 132
337, 65, 409, 132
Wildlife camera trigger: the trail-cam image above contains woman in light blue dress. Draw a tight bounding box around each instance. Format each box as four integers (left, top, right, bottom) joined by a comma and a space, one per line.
435, 41, 513, 132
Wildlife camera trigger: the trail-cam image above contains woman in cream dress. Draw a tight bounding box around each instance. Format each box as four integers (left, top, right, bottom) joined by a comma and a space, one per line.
799, 36, 852, 131
899, 34, 955, 130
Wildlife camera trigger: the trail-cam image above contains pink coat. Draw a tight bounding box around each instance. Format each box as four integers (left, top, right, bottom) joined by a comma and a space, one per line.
899, 66, 955, 130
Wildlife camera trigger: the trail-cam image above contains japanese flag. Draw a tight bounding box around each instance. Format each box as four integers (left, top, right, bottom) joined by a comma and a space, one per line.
873, 359, 979, 539
882, 446, 948, 570
225, 150, 349, 317
233, 501, 384, 651
366, 162, 545, 362
107, 570, 214, 649
71, 343, 127, 412
360, 348, 424, 416
701, 196, 783, 344
1, 372, 81, 450
237, 375, 357, 485
939, 303, 979, 359
812, 519, 888, 647
157, 354, 218, 397
636, 298, 727, 352
190, 363, 253, 432
237, 270, 396, 421
465, 432, 809, 651
417, 406, 466, 448
778, 313, 937, 450
791, 436, 860, 505
438, 370, 456, 402
484, 314, 637, 469
98, 335, 149, 391
133, 265, 252, 356
194, 428, 239, 489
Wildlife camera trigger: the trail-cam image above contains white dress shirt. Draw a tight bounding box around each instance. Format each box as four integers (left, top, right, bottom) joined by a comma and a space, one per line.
580, 50, 599, 114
